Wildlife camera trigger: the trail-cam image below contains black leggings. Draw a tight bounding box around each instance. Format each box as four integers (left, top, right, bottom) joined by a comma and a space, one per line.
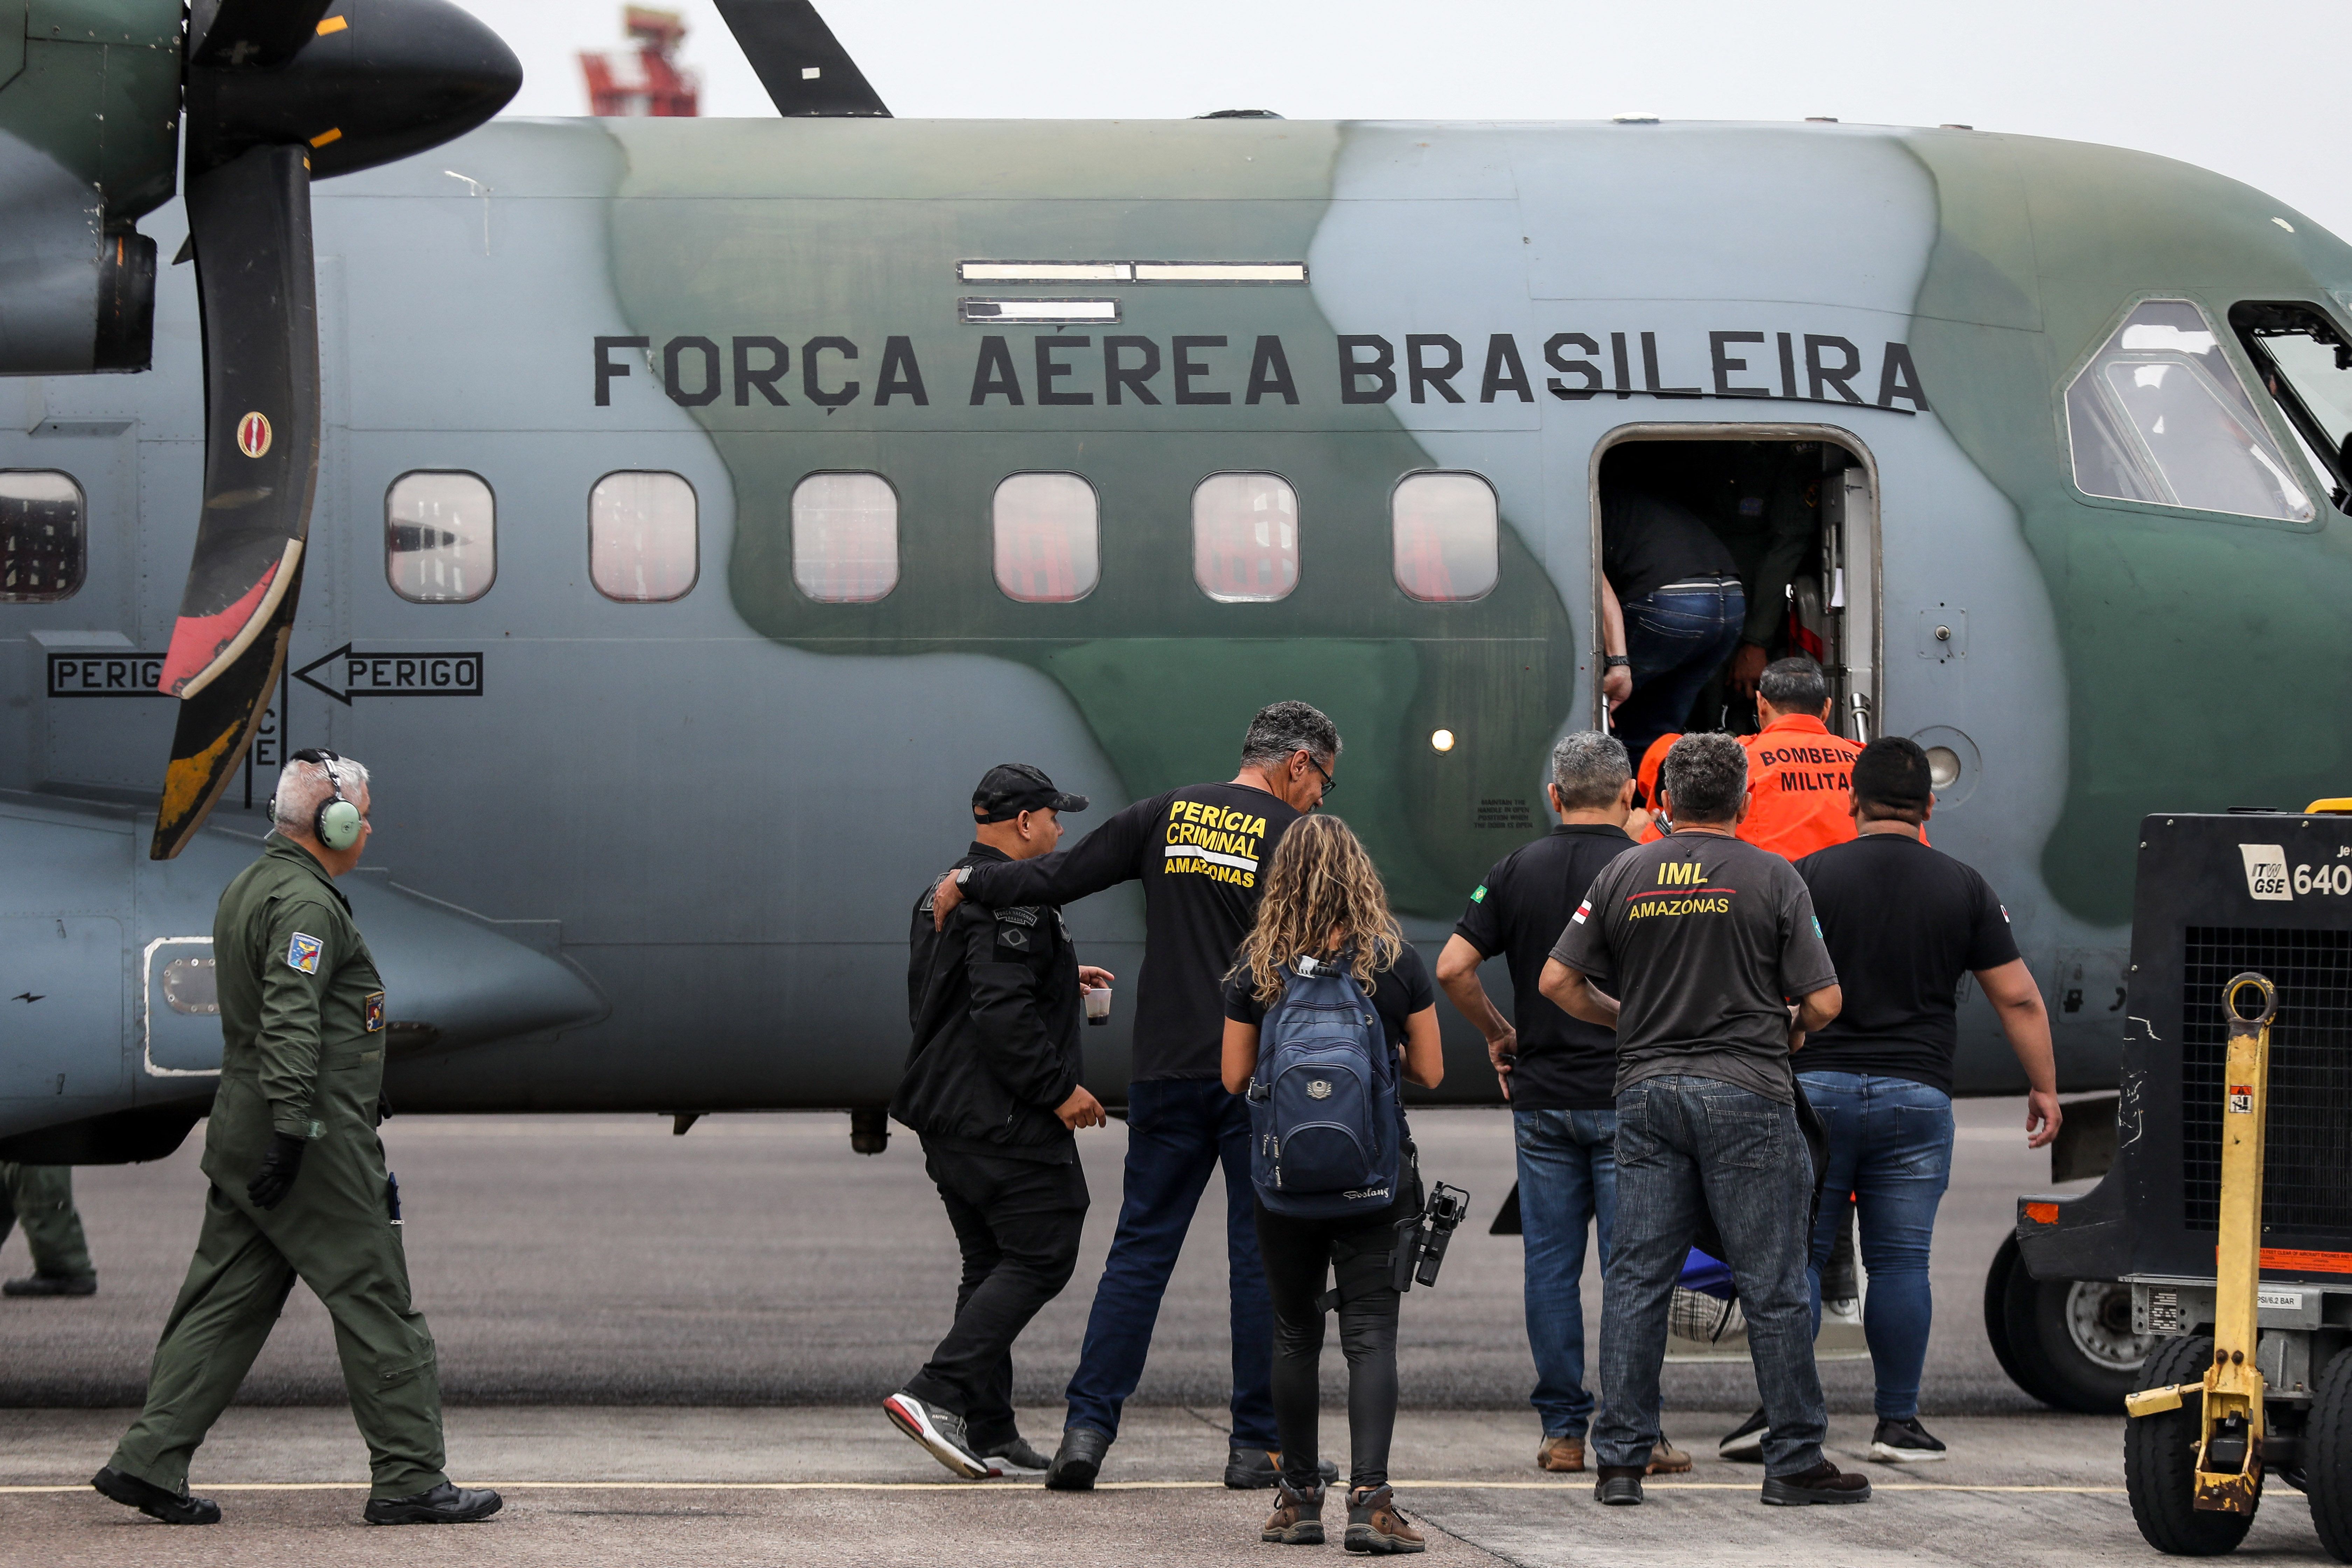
1254, 1202, 1403, 1493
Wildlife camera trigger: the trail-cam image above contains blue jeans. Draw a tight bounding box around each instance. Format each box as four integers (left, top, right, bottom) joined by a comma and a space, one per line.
1799, 1071, 1954, 1422
1595, 1075, 1827, 1478
1614, 581, 1746, 773
1063, 1078, 1278, 1448
1514, 1108, 1616, 1438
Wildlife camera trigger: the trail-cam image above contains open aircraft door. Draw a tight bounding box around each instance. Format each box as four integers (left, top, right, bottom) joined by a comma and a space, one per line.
1816, 457, 1880, 743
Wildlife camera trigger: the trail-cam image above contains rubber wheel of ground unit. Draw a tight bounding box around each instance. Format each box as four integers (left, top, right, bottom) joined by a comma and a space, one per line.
1990, 1234, 2152, 1414
2124, 1334, 2259, 1556
2310, 1346, 2352, 1563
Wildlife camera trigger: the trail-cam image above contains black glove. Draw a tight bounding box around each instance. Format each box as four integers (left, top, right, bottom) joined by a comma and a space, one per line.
246, 1132, 308, 1211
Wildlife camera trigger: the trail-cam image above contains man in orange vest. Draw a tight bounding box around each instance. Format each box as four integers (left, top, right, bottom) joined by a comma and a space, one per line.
1738, 657, 1864, 860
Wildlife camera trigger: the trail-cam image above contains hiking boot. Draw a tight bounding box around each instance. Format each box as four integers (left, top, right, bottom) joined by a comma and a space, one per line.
1262, 1479, 1326, 1545
90, 1465, 219, 1525
1045, 1426, 1110, 1490
1536, 1434, 1584, 1472
882, 1391, 988, 1479
362, 1483, 502, 1524
1718, 1406, 1768, 1462
1760, 1459, 1873, 1506
1868, 1416, 1948, 1464
1647, 1435, 1694, 1474
977, 1436, 1052, 1476
1594, 1466, 1644, 1506
1226, 1446, 1342, 1490
5, 1273, 96, 1297
1345, 1484, 1424, 1554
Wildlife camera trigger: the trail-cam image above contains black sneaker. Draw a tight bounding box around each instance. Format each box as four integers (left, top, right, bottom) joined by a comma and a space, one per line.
1868, 1416, 1947, 1464
91, 1465, 220, 1525
1226, 1446, 1343, 1490
977, 1436, 1052, 1476
1760, 1459, 1872, 1506
362, 1483, 503, 1524
1045, 1426, 1110, 1490
6, 1273, 97, 1297
882, 1391, 988, 1480
1594, 1466, 1644, 1506
1718, 1406, 1768, 1462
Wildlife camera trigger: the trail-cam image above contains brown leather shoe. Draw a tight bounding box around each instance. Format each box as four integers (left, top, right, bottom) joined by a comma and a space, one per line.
1346, 1485, 1425, 1553
1646, 1435, 1694, 1474
1536, 1435, 1585, 1472
1261, 1479, 1325, 1545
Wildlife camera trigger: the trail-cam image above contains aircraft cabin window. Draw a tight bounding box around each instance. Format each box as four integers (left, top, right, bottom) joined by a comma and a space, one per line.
791, 471, 899, 602
1193, 472, 1299, 602
0, 470, 85, 602
590, 471, 698, 602
387, 471, 496, 602
2231, 302, 2352, 513
1392, 471, 1499, 601
994, 472, 1099, 602
2065, 299, 2315, 523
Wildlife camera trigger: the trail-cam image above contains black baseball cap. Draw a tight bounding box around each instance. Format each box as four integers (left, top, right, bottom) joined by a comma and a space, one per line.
973, 763, 1088, 823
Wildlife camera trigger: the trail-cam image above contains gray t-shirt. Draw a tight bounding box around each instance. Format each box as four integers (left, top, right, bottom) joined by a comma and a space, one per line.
1549, 830, 1839, 1104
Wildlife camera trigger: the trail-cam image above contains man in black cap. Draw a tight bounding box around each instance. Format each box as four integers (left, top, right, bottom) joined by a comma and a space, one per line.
886, 764, 1113, 1479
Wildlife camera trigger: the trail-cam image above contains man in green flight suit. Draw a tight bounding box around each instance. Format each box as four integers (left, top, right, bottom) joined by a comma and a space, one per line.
92, 750, 499, 1528
1, 1162, 97, 1295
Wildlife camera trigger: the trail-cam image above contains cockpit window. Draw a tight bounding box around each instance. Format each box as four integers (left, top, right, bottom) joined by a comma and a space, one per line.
2231, 301, 2352, 512
0, 470, 85, 602
387, 471, 496, 602
2064, 299, 2314, 523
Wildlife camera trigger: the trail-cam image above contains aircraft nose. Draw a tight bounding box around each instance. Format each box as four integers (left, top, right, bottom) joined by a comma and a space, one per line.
341, 876, 606, 1055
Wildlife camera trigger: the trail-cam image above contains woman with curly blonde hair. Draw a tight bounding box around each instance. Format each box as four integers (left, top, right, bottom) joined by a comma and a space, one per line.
1220, 814, 1442, 1554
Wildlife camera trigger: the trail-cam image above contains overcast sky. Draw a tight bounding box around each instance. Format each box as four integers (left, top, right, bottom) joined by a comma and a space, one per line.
463, 0, 2352, 240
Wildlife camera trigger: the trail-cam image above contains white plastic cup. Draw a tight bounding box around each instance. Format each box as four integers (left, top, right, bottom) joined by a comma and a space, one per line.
1084, 987, 1112, 1026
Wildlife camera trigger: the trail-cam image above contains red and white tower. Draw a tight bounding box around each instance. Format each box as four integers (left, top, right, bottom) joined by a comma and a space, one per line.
579, 7, 701, 118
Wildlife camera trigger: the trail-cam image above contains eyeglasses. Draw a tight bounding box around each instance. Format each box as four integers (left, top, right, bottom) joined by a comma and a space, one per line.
1307, 755, 1337, 798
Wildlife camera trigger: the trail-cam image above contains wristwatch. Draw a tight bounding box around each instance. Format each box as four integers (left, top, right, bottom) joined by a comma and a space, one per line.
1602, 654, 1631, 669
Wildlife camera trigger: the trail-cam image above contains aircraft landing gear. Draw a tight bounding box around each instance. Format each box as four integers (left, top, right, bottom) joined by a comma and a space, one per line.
1984, 1234, 2153, 1413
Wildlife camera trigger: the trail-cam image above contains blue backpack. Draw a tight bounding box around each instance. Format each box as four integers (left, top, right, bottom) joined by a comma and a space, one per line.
1246, 953, 1403, 1219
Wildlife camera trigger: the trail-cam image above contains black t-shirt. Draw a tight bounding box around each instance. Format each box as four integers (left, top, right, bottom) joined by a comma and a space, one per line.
960, 782, 1302, 1081
1601, 488, 1739, 605
1550, 831, 1838, 1105
1792, 833, 2021, 1094
1222, 942, 1435, 1053
1452, 824, 1632, 1111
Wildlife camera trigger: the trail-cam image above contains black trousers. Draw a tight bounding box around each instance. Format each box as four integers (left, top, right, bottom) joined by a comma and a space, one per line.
905, 1142, 1088, 1449
1256, 1202, 1404, 1493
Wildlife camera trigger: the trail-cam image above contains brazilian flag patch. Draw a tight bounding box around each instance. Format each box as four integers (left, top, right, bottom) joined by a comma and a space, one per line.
1470, 885, 1488, 903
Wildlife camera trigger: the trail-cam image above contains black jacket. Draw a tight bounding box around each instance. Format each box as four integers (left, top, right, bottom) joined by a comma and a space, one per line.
893, 844, 1084, 1161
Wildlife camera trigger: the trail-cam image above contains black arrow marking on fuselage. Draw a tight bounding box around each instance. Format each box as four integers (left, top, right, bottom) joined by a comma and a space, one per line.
293, 643, 485, 705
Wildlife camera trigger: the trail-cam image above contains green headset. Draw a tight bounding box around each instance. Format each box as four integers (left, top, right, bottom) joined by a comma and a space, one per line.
286, 747, 364, 852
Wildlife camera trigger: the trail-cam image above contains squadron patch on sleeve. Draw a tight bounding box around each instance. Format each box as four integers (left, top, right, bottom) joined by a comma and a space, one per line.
364, 991, 386, 1032
286, 933, 323, 974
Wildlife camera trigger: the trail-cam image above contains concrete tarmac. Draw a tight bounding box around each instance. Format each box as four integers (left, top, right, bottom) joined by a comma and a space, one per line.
12, 1099, 2334, 1562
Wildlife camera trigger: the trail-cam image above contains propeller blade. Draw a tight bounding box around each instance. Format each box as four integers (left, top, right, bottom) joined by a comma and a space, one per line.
156, 145, 319, 704
152, 554, 305, 860
715, 1, 890, 117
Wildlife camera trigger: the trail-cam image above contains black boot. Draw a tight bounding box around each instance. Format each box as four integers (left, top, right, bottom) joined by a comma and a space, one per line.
91, 1465, 220, 1525
1045, 1426, 1111, 1491
363, 1482, 503, 1524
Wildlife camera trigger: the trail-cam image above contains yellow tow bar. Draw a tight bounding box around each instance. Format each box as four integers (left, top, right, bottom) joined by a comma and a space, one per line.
2121, 972, 2275, 1514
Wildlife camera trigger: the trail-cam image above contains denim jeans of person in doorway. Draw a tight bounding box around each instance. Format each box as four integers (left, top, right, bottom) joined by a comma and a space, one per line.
1612, 580, 1746, 771
1061, 1078, 1278, 1449
1593, 1074, 1827, 1478
1798, 1071, 1954, 1423
1513, 1107, 1616, 1439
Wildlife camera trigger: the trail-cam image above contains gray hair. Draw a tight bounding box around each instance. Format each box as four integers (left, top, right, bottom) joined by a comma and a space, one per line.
1759, 655, 1830, 715
1239, 700, 1340, 769
1660, 732, 1747, 824
1550, 731, 1630, 810
270, 753, 371, 836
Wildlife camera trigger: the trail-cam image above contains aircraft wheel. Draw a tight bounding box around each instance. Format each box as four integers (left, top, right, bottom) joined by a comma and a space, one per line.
2000, 1248, 2152, 1413
2310, 1347, 2352, 1563
2125, 1334, 2257, 1556
1983, 1236, 2037, 1396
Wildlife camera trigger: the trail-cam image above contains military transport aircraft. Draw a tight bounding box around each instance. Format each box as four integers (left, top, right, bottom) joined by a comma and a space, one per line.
4, 0, 2350, 1408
